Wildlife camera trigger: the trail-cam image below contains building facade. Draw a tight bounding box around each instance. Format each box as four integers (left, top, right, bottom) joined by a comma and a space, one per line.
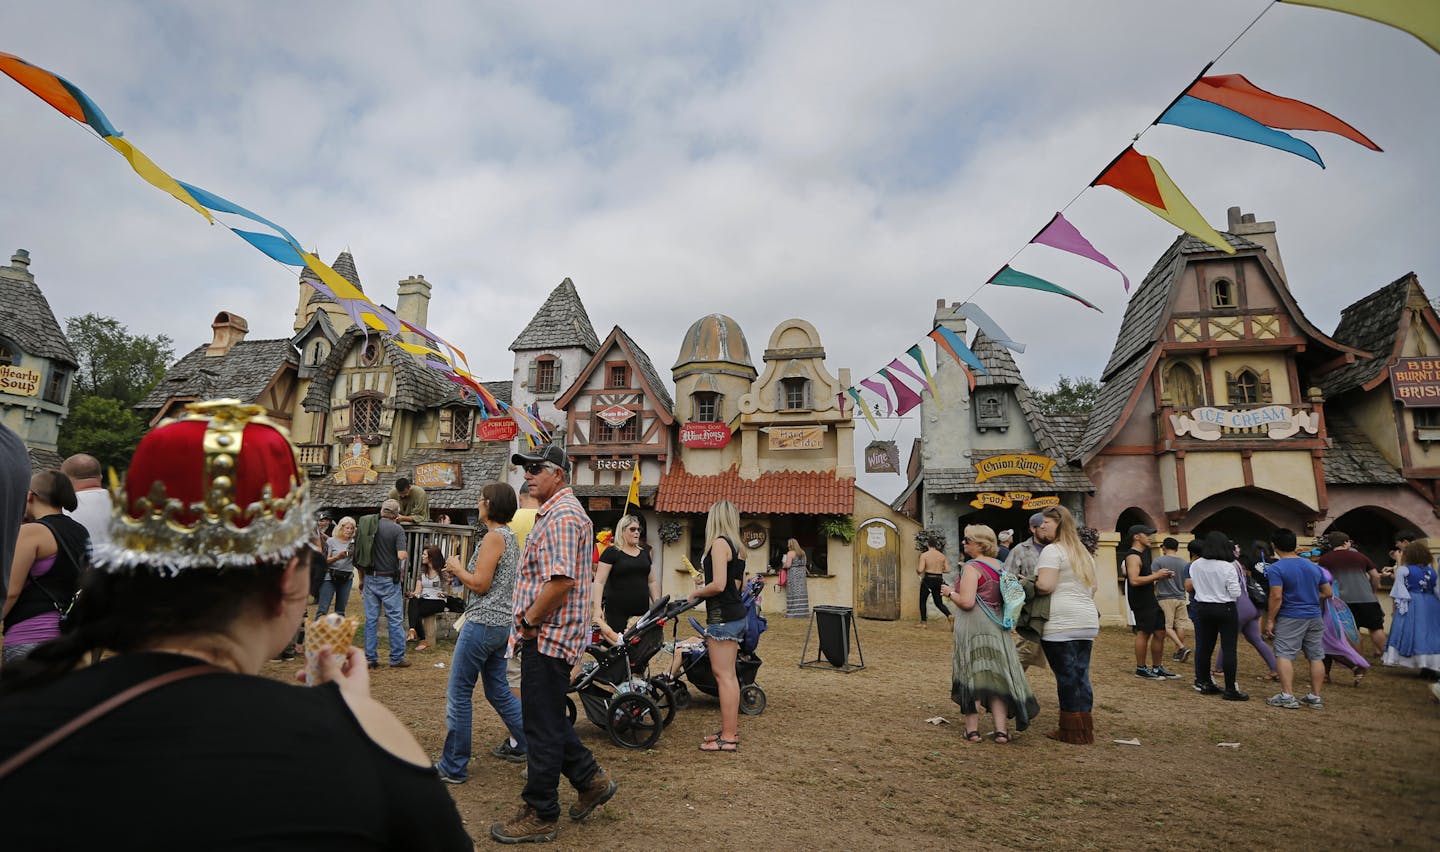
0, 249, 77, 471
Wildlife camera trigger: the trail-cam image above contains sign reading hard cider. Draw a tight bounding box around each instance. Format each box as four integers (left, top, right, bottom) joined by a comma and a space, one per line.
680, 422, 732, 448
476, 418, 518, 441
973, 454, 1056, 483
0, 366, 41, 397
768, 425, 827, 450
1390, 357, 1440, 407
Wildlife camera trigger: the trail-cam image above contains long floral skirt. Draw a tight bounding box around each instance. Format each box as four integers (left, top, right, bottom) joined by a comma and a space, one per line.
951, 606, 1040, 731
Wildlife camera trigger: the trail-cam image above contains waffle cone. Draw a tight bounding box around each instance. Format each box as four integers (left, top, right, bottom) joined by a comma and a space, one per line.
303, 612, 359, 686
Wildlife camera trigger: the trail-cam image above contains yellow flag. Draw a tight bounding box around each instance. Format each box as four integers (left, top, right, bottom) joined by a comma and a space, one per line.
1281, 0, 1438, 53
105, 137, 213, 223
625, 459, 642, 511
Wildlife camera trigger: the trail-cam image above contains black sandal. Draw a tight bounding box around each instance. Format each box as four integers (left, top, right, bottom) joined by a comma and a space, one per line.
990, 731, 1012, 744
963, 730, 983, 743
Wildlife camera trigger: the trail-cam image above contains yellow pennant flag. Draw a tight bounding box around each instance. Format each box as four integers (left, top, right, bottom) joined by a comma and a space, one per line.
105, 137, 213, 223
625, 459, 642, 512
1281, 0, 1438, 53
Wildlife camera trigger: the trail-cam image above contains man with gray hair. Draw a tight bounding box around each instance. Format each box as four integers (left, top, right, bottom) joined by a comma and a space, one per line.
62, 453, 111, 549
1005, 512, 1051, 670
363, 499, 411, 670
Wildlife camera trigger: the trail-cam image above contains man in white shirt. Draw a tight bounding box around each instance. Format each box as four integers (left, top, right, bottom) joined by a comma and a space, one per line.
62, 453, 111, 549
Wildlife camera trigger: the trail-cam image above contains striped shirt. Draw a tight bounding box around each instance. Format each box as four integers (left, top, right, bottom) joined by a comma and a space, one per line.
512, 487, 595, 664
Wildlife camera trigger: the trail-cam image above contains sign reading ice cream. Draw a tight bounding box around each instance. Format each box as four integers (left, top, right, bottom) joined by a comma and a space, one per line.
973, 454, 1055, 483
1390, 357, 1440, 407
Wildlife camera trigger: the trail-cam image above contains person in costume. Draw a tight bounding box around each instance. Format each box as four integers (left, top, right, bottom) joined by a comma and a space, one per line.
0, 400, 471, 850
1382, 540, 1440, 672
1317, 565, 1370, 686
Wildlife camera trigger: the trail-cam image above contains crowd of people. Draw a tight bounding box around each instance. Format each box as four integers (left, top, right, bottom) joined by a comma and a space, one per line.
932, 507, 1440, 744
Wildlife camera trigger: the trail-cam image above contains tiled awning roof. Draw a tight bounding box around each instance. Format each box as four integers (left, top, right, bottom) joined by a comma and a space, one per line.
655, 463, 853, 515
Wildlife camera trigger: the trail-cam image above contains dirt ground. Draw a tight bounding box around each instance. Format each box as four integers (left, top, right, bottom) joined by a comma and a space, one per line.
268, 613, 1440, 851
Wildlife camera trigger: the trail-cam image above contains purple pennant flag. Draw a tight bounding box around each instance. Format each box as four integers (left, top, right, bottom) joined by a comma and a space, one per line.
860, 377, 893, 416
880, 368, 924, 416
887, 358, 927, 391
1031, 212, 1130, 291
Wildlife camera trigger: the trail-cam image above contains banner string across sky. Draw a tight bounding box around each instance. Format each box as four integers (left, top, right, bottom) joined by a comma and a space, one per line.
836, 0, 1434, 434
0, 1, 1435, 442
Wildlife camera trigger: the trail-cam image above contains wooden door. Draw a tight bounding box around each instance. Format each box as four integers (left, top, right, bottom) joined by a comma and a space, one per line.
855, 518, 900, 620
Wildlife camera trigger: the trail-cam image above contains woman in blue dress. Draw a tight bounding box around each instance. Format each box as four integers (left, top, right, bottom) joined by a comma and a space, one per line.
1382, 540, 1440, 671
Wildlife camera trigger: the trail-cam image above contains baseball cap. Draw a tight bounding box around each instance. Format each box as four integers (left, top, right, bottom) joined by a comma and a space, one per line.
1028, 512, 1045, 529
1127, 523, 1157, 539
512, 443, 571, 472
381, 498, 401, 514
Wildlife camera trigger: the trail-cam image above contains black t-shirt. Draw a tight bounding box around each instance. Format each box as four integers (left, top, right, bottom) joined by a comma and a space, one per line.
599, 545, 652, 617
1124, 547, 1160, 612
0, 652, 471, 851
702, 536, 747, 624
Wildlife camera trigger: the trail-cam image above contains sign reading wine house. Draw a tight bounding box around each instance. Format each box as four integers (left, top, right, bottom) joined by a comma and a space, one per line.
680, 422, 732, 448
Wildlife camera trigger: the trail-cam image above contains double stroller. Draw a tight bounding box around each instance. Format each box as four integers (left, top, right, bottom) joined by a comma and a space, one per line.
662, 575, 769, 715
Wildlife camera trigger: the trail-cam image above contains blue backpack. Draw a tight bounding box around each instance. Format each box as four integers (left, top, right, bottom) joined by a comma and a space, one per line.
740, 576, 768, 654
967, 560, 1025, 630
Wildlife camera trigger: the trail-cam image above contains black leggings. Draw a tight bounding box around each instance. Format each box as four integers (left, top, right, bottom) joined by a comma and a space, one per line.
920, 574, 950, 622
1193, 601, 1239, 690
409, 597, 448, 640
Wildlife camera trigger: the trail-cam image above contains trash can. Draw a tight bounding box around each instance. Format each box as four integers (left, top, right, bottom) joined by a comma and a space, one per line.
814, 605, 853, 668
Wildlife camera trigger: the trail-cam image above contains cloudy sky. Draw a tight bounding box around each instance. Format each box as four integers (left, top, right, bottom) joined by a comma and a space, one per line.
2, 1, 1436, 499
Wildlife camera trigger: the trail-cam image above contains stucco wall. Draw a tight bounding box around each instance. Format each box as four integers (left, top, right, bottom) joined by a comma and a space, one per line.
1083, 454, 1165, 532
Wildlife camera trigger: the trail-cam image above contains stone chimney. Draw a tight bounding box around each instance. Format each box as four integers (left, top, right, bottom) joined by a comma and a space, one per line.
933, 298, 968, 337
1227, 206, 1286, 283
206, 311, 250, 357
396, 274, 432, 331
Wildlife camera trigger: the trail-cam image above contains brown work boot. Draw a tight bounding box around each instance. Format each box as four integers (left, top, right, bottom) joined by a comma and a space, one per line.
568, 769, 616, 821
490, 805, 559, 844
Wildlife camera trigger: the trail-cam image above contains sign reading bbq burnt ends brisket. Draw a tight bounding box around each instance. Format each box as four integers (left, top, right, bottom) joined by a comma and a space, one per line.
973, 453, 1056, 483
1390, 356, 1440, 407
680, 422, 732, 448
476, 418, 518, 441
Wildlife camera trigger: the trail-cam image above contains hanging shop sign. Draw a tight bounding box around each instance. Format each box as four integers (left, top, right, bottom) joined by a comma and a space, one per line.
333, 440, 378, 485
1390, 357, 1440, 407
767, 425, 827, 450
680, 422, 732, 448
476, 418, 518, 441
740, 523, 767, 550
414, 461, 462, 490
589, 497, 613, 511
590, 457, 635, 471
1170, 406, 1320, 441
968, 491, 1060, 510
595, 404, 635, 427
973, 453, 1056, 483
0, 366, 41, 397
864, 440, 900, 473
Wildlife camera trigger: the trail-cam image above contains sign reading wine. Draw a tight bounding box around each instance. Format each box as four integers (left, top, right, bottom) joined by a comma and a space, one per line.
680, 422, 732, 448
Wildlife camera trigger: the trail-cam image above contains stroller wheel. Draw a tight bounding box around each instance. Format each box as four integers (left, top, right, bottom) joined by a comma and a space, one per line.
565, 696, 577, 725
645, 676, 677, 727
607, 693, 663, 750
739, 684, 767, 716
670, 681, 692, 710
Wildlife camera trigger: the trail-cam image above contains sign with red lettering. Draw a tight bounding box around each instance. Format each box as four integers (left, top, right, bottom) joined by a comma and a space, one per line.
680, 422, 732, 448
0, 366, 41, 397
596, 405, 635, 427
476, 418, 519, 441
1390, 357, 1440, 407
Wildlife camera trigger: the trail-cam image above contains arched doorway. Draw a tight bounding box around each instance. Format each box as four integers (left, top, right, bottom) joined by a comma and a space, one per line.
1112, 507, 1158, 585
1325, 506, 1418, 570
1191, 507, 1273, 563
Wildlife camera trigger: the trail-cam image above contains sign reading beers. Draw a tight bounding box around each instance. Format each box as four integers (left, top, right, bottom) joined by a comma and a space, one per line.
973, 453, 1056, 483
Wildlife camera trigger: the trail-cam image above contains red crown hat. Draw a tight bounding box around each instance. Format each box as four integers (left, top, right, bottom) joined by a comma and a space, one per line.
94, 399, 315, 573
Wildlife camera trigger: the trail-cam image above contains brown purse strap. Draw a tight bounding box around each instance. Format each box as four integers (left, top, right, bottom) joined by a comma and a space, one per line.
0, 664, 221, 781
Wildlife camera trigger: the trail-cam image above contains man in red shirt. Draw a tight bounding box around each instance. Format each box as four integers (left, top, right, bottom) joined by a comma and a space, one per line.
1317, 530, 1387, 657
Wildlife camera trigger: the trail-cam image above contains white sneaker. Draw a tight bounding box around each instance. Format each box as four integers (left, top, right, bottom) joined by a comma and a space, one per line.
1300, 694, 1324, 710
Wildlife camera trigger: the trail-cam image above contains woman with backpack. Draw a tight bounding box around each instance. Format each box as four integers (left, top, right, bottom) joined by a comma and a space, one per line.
688, 500, 747, 753
2, 470, 89, 664
940, 524, 1037, 744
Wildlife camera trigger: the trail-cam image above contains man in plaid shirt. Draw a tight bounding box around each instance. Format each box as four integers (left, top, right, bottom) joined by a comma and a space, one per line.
492, 444, 616, 844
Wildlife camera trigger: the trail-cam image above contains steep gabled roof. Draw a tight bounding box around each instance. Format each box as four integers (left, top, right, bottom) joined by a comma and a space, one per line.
1322, 272, 1425, 397
555, 325, 675, 419
0, 251, 78, 367
509, 278, 600, 354
305, 250, 364, 305
136, 339, 296, 412
302, 329, 461, 413
971, 330, 1024, 387
1323, 412, 1405, 486
971, 329, 1089, 475
1072, 351, 1153, 462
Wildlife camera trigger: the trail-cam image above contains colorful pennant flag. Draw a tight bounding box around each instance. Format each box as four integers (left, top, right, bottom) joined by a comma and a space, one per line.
961, 365, 977, 393
1185, 75, 1379, 150
956, 303, 1027, 352
928, 326, 989, 375
904, 344, 940, 409
1094, 147, 1235, 255
860, 377, 894, 416
625, 461, 642, 512
1160, 95, 1323, 166
989, 266, 1101, 312
880, 368, 924, 415
1279, 0, 1439, 54
847, 388, 879, 431
886, 358, 929, 391
1031, 213, 1131, 291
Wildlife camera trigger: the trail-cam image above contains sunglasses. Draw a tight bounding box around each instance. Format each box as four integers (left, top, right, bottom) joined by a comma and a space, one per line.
523, 461, 554, 475
626, 526, 641, 532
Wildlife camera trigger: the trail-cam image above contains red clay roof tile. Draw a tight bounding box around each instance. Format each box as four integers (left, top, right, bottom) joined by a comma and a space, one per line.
655, 463, 853, 515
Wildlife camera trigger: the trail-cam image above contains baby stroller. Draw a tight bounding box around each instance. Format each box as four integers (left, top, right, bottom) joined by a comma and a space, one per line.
666, 576, 768, 715
565, 594, 700, 750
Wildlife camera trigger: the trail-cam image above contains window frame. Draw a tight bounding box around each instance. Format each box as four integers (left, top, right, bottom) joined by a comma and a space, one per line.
607, 363, 629, 389
692, 391, 720, 423
1210, 278, 1237, 309
0, 342, 12, 367
781, 377, 812, 411
532, 356, 560, 395
351, 395, 384, 434
43, 367, 68, 405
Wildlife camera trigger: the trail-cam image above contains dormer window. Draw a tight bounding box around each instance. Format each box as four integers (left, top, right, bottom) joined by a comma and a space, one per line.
360, 341, 382, 366
973, 389, 1009, 431
1225, 368, 1271, 405
529, 356, 560, 395
1211, 279, 1236, 309
781, 377, 811, 411
310, 340, 328, 366
351, 395, 383, 433
607, 364, 628, 389
43, 368, 68, 405
693, 391, 720, 422
442, 407, 472, 442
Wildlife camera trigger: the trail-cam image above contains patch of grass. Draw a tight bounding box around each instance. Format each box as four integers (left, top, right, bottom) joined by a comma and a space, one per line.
1320, 767, 1343, 778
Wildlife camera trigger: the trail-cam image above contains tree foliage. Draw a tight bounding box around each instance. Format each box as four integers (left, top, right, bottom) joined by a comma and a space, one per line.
1032, 375, 1101, 416
57, 314, 174, 472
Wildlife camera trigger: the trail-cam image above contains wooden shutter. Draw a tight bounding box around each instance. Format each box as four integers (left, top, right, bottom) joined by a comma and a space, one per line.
1259, 370, 1273, 404
527, 360, 537, 390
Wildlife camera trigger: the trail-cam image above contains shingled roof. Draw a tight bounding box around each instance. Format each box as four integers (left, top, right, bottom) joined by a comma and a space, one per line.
971, 330, 1024, 387
0, 250, 78, 368
972, 329, 1091, 480
1323, 412, 1405, 486
1072, 352, 1151, 462
136, 339, 296, 412
1321, 273, 1417, 398
308, 441, 511, 512
556, 325, 675, 417
304, 250, 365, 305
509, 278, 600, 354
302, 329, 461, 413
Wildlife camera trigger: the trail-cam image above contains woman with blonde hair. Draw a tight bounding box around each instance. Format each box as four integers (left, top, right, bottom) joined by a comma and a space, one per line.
592, 514, 660, 643
782, 538, 810, 618
316, 516, 357, 619
940, 524, 1038, 743
1033, 505, 1100, 744
688, 500, 747, 752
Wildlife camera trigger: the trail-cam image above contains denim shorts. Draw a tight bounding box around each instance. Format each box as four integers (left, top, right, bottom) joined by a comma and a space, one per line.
705, 618, 746, 642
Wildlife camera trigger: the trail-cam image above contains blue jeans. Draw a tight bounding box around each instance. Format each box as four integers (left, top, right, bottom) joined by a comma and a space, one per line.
1041, 639, 1094, 712
316, 572, 354, 618
437, 621, 526, 779
363, 575, 406, 664
521, 639, 601, 822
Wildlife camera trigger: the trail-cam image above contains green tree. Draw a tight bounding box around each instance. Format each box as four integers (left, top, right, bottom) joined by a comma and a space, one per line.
1032, 375, 1100, 416
64, 313, 174, 406
57, 314, 174, 472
